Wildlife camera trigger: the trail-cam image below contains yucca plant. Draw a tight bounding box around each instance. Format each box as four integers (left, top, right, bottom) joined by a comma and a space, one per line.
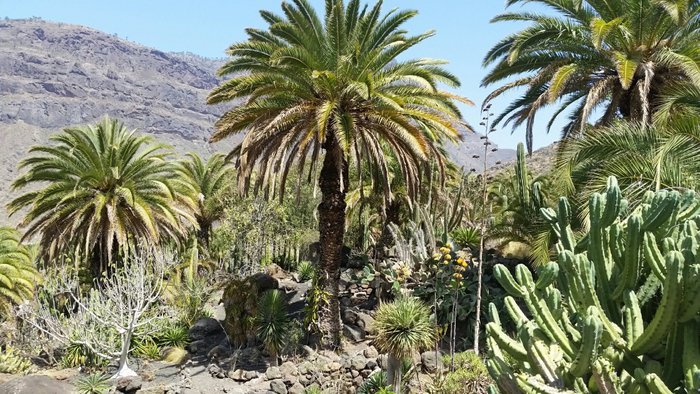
256, 289, 290, 366
296, 260, 315, 283
0, 227, 40, 317
75, 372, 110, 394
374, 297, 435, 393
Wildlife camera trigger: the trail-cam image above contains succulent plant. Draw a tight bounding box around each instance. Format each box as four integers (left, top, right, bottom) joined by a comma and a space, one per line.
486, 176, 700, 393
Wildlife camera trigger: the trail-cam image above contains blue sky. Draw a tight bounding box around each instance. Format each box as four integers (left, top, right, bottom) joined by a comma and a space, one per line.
1, 0, 561, 150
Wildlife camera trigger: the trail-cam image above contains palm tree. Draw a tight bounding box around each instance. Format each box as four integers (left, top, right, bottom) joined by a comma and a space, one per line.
555, 113, 700, 217
175, 153, 235, 247
8, 117, 196, 278
483, 0, 700, 152
0, 227, 40, 316
208, 0, 467, 348
374, 296, 435, 393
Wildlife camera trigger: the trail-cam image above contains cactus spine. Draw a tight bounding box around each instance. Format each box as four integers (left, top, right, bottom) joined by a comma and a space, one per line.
486, 176, 700, 393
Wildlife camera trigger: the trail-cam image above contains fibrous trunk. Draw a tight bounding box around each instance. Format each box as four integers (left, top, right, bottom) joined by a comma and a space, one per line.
387, 353, 402, 393
317, 133, 347, 350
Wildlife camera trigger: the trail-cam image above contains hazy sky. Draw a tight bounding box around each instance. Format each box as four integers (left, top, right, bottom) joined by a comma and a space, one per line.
1, 0, 561, 150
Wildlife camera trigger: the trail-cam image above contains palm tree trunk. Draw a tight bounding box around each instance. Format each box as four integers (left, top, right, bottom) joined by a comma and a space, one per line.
387, 353, 402, 393
197, 223, 211, 249
377, 199, 401, 258
317, 133, 347, 350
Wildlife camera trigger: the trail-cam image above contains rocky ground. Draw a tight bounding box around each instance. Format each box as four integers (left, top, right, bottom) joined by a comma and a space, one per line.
0, 264, 445, 394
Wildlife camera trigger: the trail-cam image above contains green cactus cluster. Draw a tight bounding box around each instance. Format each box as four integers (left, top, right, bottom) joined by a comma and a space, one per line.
485, 176, 700, 393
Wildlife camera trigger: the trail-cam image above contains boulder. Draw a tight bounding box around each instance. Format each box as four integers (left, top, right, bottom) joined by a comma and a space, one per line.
363, 346, 379, 359
421, 350, 443, 373
0, 375, 73, 394
270, 379, 287, 394
354, 311, 376, 335
116, 376, 142, 394
266, 366, 282, 380
188, 317, 223, 341
350, 356, 368, 371
342, 324, 365, 342
288, 382, 305, 394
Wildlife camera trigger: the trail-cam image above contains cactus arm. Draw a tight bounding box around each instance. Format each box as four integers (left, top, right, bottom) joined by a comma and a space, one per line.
631, 251, 684, 355
683, 320, 700, 391
527, 335, 563, 386
679, 264, 700, 322
569, 311, 603, 378
494, 264, 526, 298
486, 322, 530, 362
613, 214, 643, 299
622, 290, 644, 346
601, 177, 621, 227
504, 296, 529, 327
643, 373, 673, 394
661, 322, 684, 388
642, 232, 667, 281
515, 265, 575, 357
536, 262, 559, 290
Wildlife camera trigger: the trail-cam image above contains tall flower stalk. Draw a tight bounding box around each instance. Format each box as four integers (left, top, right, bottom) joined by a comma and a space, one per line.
473, 103, 496, 354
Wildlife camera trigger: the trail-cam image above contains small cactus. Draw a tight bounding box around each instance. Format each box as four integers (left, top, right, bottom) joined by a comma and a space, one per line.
485, 176, 700, 393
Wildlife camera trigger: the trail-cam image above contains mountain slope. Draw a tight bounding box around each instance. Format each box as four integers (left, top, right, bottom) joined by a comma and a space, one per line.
0, 18, 514, 225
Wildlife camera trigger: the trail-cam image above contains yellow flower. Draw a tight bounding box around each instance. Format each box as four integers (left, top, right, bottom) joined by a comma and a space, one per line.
439, 246, 450, 254
452, 273, 463, 279
445, 242, 453, 249
432, 253, 441, 261
443, 254, 452, 261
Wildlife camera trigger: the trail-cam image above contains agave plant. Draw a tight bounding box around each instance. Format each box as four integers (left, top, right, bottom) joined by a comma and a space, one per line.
374, 297, 435, 393
0, 227, 40, 316
75, 372, 110, 394
255, 289, 290, 366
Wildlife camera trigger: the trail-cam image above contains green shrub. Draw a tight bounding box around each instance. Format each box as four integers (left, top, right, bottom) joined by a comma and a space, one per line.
60, 342, 106, 369
357, 371, 391, 394
75, 372, 110, 394
296, 260, 314, 282
450, 227, 481, 250
431, 351, 491, 394
132, 337, 162, 361
166, 276, 214, 327
0, 346, 32, 374
154, 324, 189, 348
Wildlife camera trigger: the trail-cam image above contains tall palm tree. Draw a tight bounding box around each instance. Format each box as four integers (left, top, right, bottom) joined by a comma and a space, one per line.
208, 0, 467, 348
0, 227, 40, 317
482, 0, 700, 152
175, 153, 235, 247
9, 117, 196, 278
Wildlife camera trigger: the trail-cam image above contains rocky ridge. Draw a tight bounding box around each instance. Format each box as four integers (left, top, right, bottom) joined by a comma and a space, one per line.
0, 18, 518, 226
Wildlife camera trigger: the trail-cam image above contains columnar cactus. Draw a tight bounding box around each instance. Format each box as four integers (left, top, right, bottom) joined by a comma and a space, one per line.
485, 176, 700, 393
